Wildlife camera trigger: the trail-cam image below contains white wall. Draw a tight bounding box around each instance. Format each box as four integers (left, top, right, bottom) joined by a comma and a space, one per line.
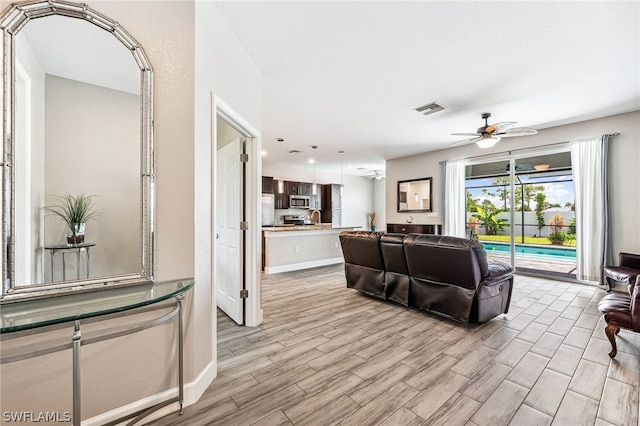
14, 32, 46, 286
194, 0, 262, 398
387, 111, 640, 257
44, 75, 140, 280
342, 174, 374, 230
373, 177, 386, 230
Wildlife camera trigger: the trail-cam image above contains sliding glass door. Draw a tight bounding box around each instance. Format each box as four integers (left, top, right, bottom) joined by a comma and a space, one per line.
465, 151, 577, 279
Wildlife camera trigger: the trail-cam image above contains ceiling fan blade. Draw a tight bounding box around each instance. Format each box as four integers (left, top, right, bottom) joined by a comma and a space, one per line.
486, 121, 517, 134
451, 132, 480, 137
495, 127, 538, 137
450, 137, 480, 147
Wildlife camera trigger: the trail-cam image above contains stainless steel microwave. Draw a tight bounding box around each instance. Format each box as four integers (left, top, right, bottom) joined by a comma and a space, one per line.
289, 195, 310, 208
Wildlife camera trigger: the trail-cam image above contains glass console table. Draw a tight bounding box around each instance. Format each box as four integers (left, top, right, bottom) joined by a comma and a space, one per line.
0, 279, 194, 426
44, 243, 96, 281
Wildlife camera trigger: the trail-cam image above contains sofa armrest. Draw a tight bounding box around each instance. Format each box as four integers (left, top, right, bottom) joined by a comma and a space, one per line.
620, 253, 640, 270
482, 261, 514, 284
631, 276, 640, 331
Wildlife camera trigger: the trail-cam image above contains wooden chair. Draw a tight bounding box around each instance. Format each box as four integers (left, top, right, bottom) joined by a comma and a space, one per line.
598, 277, 640, 358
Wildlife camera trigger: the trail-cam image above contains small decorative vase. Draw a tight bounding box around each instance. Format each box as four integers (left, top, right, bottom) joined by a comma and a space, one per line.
371, 225, 376, 231
67, 223, 86, 245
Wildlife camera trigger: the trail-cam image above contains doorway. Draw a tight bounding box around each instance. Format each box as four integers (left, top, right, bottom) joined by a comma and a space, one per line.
213, 98, 262, 329
465, 151, 577, 279
215, 119, 245, 325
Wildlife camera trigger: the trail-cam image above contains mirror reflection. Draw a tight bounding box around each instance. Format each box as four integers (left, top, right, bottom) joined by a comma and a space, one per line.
12, 14, 142, 287
398, 177, 432, 212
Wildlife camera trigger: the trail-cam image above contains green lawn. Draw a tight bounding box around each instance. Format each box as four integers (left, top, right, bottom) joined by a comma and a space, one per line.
477, 234, 576, 247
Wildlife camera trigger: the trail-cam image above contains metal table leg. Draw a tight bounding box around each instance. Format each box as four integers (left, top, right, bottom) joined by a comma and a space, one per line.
62, 252, 67, 281
76, 249, 81, 280
86, 248, 91, 279
50, 251, 55, 282
72, 321, 82, 426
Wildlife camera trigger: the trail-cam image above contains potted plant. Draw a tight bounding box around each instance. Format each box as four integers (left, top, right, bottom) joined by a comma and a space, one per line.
44, 193, 99, 244
547, 230, 569, 245
368, 211, 376, 231
547, 214, 566, 245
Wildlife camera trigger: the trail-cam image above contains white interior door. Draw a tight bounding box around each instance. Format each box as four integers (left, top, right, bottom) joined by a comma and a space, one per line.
216, 138, 243, 324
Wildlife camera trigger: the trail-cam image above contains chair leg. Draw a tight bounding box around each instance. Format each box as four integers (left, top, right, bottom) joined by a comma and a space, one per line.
604, 276, 613, 292
605, 324, 619, 358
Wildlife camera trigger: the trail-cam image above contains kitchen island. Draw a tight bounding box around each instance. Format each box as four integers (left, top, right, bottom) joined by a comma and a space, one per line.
262, 225, 359, 274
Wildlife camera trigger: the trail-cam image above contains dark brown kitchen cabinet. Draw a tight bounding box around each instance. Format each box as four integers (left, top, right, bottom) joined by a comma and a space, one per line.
321, 184, 341, 209
298, 182, 311, 196
288, 181, 311, 196
262, 176, 274, 194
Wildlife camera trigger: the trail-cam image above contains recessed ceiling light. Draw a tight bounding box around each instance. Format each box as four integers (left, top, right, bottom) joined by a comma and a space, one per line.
261, 150, 267, 156
308, 159, 315, 164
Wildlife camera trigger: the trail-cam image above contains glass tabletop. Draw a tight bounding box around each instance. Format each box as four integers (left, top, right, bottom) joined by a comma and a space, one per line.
0, 278, 194, 333
44, 243, 96, 250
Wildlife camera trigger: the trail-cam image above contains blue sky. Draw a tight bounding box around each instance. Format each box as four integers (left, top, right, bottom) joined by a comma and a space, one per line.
466, 176, 574, 209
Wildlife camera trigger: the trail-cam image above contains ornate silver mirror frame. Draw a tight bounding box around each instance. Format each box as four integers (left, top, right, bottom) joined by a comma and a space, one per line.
1, 0, 155, 302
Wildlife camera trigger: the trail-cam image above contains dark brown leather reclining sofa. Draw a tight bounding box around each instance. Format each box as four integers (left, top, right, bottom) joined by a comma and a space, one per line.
339, 231, 514, 324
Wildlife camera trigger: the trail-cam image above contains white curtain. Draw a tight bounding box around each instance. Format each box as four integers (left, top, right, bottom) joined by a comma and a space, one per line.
443, 158, 467, 238
571, 135, 610, 282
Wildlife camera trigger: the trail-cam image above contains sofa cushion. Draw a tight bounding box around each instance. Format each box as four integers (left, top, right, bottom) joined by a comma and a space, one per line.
381, 233, 410, 306
404, 234, 484, 289
340, 231, 386, 299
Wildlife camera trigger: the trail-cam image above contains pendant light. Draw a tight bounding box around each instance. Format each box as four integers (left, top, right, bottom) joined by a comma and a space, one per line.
339, 151, 344, 196
310, 145, 318, 196
277, 138, 284, 193
309, 158, 317, 195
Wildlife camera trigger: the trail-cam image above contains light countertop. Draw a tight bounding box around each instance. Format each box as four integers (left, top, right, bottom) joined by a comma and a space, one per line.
263, 225, 359, 232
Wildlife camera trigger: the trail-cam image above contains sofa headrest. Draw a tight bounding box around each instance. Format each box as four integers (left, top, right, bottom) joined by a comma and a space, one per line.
339, 231, 385, 270
403, 234, 489, 279
380, 233, 406, 245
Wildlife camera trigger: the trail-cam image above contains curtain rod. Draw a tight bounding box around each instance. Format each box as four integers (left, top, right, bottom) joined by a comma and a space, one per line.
440, 132, 620, 164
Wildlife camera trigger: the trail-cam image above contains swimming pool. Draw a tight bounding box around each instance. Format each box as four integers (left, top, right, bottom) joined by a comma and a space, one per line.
481, 242, 576, 259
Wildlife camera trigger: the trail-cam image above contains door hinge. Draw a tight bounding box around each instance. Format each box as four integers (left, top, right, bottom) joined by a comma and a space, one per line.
240, 221, 249, 230
240, 289, 249, 298
240, 153, 249, 163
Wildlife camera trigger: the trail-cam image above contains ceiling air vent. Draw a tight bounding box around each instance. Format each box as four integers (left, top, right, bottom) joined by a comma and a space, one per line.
414, 102, 445, 116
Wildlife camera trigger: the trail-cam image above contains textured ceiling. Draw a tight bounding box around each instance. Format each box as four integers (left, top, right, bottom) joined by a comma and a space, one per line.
215, 1, 639, 176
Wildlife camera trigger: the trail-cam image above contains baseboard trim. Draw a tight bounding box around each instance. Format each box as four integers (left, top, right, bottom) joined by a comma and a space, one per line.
84, 360, 217, 425
265, 257, 344, 274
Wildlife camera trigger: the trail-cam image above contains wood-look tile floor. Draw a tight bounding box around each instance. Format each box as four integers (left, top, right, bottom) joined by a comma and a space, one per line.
150, 264, 640, 426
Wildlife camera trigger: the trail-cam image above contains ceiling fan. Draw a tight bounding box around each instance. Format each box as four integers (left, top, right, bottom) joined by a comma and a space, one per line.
366, 170, 385, 180
451, 112, 538, 148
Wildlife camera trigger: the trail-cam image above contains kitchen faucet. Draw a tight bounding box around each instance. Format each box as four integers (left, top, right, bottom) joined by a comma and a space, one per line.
310, 209, 321, 224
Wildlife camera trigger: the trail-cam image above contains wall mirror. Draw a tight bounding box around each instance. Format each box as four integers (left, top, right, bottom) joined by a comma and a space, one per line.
397, 177, 432, 212
1, 1, 155, 302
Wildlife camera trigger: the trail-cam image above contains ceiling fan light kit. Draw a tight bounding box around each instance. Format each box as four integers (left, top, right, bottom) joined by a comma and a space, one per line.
476, 135, 500, 149
451, 112, 538, 148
